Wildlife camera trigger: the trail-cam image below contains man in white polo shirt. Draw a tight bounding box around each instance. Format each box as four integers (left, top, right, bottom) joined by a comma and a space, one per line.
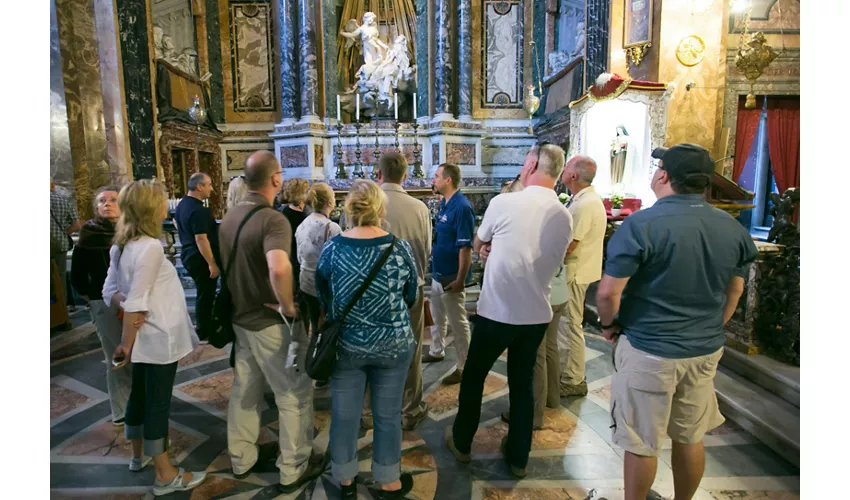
558, 155, 608, 397
445, 143, 573, 478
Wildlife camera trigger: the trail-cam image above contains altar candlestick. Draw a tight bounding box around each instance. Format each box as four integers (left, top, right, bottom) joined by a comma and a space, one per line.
394, 94, 398, 120
413, 93, 417, 120
336, 95, 341, 121
356, 94, 360, 121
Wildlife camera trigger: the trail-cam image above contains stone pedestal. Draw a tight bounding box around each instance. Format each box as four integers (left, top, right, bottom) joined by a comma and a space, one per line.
724, 241, 784, 354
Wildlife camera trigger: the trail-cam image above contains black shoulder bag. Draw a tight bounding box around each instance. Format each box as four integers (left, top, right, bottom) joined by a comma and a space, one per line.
305, 235, 396, 380
208, 205, 269, 349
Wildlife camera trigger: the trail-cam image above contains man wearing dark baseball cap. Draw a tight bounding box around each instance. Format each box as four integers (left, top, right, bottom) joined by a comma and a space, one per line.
595, 142, 758, 499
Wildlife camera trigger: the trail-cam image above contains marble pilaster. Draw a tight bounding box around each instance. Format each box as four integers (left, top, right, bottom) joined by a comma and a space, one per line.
433, 0, 453, 118
55, 0, 112, 219
457, 0, 473, 120
415, 0, 430, 120
297, 0, 320, 121
116, 0, 157, 180
204, 0, 225, 123
278, 0, 298, 123
50, 0, 74, 194
320, 0, 339, 122
585, 0, 611, 87
94, 0, 130, 185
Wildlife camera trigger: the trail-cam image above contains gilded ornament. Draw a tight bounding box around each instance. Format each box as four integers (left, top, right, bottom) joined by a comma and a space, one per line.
523, 84, 540, 134
676, 35, 706, 67
626, 43, 651, 67
735, 32, 777, 108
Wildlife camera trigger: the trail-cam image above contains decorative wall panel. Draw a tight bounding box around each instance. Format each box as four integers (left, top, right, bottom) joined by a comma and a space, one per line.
206, 0, 225, 122
279, 145, 309, 168
446, 143, 476, 166
230, 2, 275, 111
482, 0, 523, 107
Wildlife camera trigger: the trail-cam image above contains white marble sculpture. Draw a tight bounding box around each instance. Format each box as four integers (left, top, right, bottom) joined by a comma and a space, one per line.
547, 21, 585, 78
341, 12, 416, 115
154, 25, 198, 77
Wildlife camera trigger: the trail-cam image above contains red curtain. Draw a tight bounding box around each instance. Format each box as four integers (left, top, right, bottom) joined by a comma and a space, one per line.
766, 98, 801, 193
733, 96, 762, 183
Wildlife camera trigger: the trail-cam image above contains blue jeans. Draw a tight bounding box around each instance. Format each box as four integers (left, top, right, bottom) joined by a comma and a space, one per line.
124, 362, 179, 457
330, 345, 414, 484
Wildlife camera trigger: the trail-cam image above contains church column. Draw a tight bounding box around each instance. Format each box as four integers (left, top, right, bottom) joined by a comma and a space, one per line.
457, 0, 473, 121
585, 0, 611, 88
297, 0, 320, 121
433, 0, 453, 119
415, 0, 430, 120
278, 0, 298, 124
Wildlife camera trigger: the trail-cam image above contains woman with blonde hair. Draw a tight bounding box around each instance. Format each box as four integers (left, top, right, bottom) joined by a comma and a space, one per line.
315, 179, 418, 499
295, 183, 341, 338
226, 176, 248, 212
102, 180, 206, 495
71, 186, 132, 426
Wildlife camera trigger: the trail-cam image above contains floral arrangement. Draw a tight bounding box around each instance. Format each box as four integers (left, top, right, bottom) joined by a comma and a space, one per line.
610, 193, 624, 209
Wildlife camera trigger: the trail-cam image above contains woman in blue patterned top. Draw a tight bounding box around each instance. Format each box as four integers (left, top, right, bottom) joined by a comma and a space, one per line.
315, 179, 418, 499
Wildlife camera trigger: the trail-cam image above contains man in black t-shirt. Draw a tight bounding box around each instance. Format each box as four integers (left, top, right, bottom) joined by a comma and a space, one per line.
175, 173, 219, 341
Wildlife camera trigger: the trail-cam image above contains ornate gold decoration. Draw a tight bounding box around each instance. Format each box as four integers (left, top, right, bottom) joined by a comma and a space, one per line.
676, 35, 706, 67
735, 32, 778, 108
625, 43, 651, 67
732, 5, 778, 109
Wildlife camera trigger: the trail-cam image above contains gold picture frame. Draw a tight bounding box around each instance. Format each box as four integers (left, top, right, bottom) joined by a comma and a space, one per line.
624, 0, 653, 48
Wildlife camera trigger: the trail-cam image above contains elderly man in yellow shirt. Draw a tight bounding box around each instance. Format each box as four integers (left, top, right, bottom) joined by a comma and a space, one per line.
558, 156, 608, 397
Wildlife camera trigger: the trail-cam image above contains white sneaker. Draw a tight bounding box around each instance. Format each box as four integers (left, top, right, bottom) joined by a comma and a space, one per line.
152, 468, 207, 496
129, 456, 152, 472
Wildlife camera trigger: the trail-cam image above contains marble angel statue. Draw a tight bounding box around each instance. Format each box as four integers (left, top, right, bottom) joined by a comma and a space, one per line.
340, 12, 390, 71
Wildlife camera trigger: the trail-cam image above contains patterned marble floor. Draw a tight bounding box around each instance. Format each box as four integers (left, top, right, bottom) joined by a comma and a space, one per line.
50, 308, 800, 499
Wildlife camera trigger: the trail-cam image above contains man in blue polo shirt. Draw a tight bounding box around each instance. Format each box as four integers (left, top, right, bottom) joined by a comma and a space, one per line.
424, 163, 475, 385
596, 143, 758, 500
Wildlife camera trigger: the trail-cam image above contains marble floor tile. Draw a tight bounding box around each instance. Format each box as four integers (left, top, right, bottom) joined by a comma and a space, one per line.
175, 370, 234, 415
707, 491, 800, 500
53, 419, 204, 465
51, 383, 92, 421
425, 373, 507, 418
178, 343, 230, 370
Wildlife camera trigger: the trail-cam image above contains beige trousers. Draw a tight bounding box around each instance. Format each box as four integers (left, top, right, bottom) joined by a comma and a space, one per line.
560, 281, 590, 385
428, 279, 471, 371
533, 302, 567, 427
228, 321, 314, 484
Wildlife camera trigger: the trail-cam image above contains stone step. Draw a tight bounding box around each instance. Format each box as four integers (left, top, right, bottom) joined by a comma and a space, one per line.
719, 348, 800, 408
714, 366, 800, 467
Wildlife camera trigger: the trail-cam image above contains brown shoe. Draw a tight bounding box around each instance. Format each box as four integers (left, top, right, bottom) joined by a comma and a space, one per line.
444, 426, 471, 463
500, 436, 527, 478
559, 380, 588, 397
500, 411, 542, 430
422, 352, 445, 363
441, 368, 463, 385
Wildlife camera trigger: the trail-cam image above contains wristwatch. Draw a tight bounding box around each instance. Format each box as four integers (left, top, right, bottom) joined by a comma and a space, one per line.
600, 319, 618, 330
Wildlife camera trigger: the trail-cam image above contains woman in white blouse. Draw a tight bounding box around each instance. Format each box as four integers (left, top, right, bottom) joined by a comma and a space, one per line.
102, 180, 207, 496
295, 182, 341, 338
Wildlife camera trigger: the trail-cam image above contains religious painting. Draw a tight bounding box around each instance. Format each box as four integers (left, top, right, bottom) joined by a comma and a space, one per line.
624, 0, 652, 48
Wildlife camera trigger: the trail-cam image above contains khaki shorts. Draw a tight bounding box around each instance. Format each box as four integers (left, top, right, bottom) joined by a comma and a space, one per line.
610, 335, 724, 457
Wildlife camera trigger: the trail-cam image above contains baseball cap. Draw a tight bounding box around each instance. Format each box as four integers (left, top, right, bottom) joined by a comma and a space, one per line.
651, 143, 714, 183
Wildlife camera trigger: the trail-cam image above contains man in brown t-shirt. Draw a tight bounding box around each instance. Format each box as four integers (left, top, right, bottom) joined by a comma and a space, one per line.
219, 151, 322, 493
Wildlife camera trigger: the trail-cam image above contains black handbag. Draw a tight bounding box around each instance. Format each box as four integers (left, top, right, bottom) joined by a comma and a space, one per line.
208, 205, 269, 349
305, 235, 396, 380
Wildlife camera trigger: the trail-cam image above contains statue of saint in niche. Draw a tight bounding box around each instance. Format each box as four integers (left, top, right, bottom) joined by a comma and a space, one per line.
610, 125, 636, 188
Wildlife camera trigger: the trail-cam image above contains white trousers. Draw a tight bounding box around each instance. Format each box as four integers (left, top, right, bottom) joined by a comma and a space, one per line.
428, 279, 471, 371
